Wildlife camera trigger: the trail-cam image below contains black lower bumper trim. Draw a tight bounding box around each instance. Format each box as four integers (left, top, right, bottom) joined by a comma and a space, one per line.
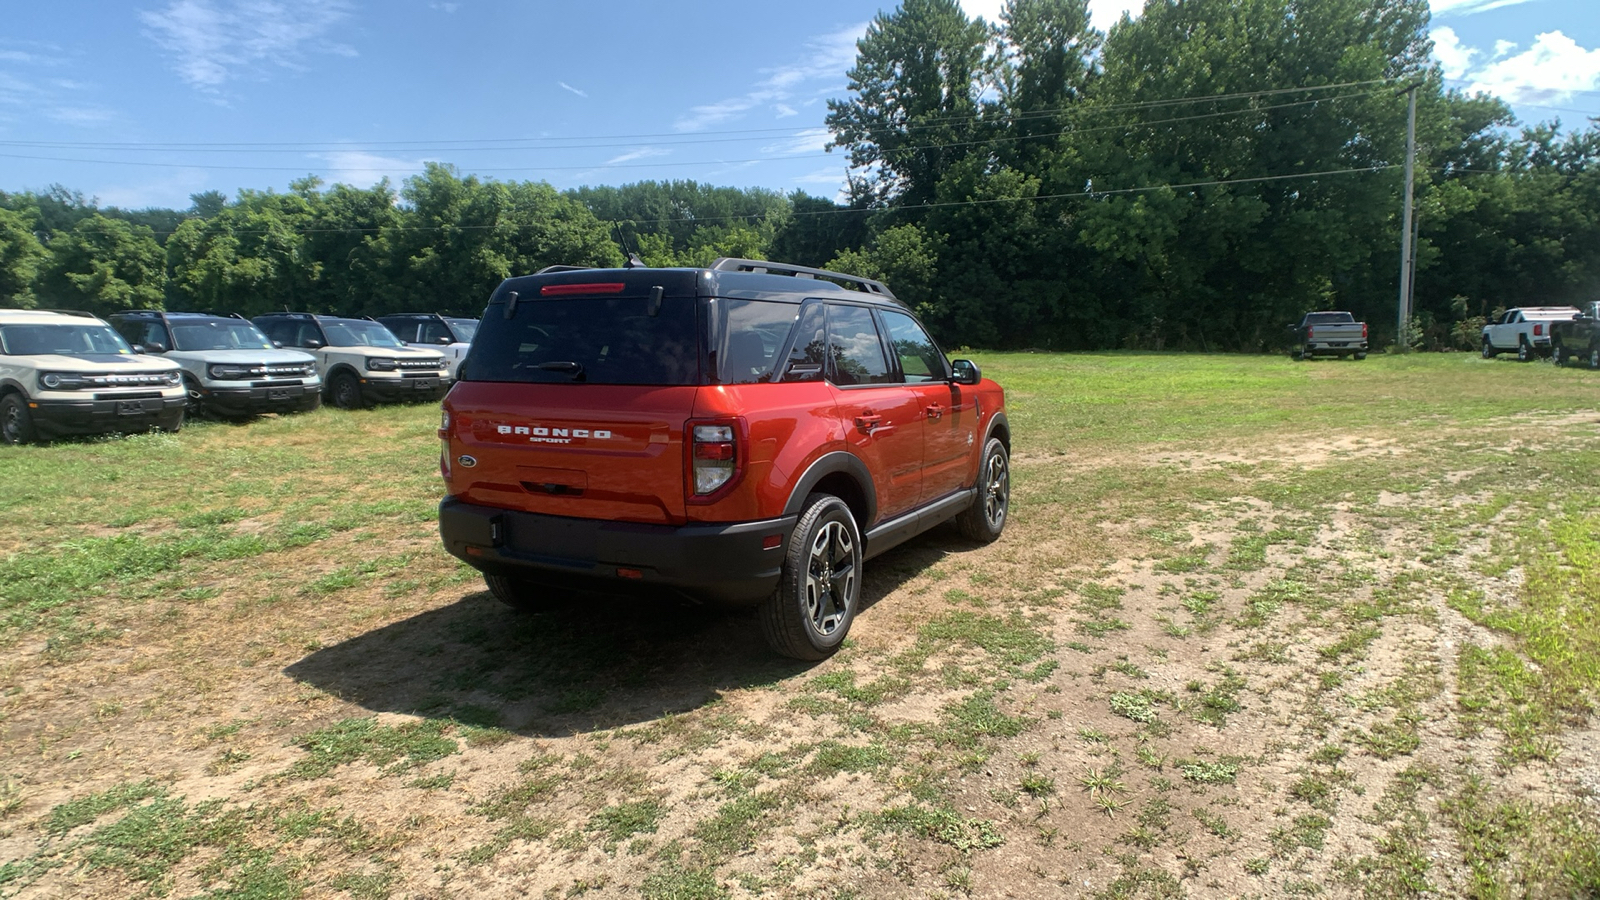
201, 384, 321, 415
362, 377, 449, 403
438, 496, 795, 604
30, 396, 185, 437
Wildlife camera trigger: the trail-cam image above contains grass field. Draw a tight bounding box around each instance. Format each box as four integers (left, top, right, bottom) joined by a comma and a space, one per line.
1, 351, 1597, 899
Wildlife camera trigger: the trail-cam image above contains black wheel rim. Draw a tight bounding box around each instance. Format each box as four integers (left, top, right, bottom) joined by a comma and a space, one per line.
804, 518, 857, 636
1, 404, 19, 444
335, 379, 357, 407
982, 448, 1010, 531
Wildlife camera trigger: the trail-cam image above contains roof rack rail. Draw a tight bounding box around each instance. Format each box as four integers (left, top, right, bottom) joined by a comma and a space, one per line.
708, 258, 898, 301
37, 308, 100, 319
535, 265, 592, 274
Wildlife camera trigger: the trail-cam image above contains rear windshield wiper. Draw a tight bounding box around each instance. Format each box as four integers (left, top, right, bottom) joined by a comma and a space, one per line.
535, 361, 586, 381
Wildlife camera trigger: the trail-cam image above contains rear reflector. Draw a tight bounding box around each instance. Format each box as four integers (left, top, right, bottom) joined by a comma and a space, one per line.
762, 534, 782, 550
541, 283, 626, 296
617, 567, 643, 579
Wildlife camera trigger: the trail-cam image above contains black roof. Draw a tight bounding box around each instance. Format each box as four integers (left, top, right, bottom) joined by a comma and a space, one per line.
110, 310, 248, 323
490, 257, 904, 309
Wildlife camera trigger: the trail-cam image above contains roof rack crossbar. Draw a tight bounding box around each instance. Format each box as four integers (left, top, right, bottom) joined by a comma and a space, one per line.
708, 258, 897, 301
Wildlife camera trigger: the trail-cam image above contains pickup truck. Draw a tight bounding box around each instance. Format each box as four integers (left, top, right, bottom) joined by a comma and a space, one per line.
1550, 302, 1600, 368
1290, 312, 1368, 360
1481, 307, 1580, 362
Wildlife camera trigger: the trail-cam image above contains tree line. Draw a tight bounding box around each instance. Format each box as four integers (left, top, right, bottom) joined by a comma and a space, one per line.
2, 0, 1596, 352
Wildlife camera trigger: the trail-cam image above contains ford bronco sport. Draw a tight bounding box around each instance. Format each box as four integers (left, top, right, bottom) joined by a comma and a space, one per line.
108, 311, 321, 417
252, 313, 450, 409
437, 258, 1011, 659
377, 313, 478, 379
0, 309, 185, 444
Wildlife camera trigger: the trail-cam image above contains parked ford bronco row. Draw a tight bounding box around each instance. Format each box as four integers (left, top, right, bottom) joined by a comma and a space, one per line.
108, 311, 321, 417
253, 313, 450, 409
436, 259, 1011, 659
0, 309, 185, 444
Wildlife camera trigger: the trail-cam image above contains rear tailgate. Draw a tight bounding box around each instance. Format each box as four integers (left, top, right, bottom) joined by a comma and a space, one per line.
447, 383, 696, 525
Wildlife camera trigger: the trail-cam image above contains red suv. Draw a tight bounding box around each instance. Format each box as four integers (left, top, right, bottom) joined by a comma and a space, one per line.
437, 259, 1010, 659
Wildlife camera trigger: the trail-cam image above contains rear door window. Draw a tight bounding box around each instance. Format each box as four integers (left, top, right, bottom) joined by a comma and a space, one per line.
465, 295, 701, 386
825, 304, 893, 386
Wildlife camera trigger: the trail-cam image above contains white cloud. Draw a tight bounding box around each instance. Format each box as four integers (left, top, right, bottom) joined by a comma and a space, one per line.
761, 128, 831, 156
1431, 27, 1478, 80
673, 23, 866, 132
47, 106, 117, 126
429, 2, 459, 11
558, 81, 588, 98
310, 150, 431, 187
602, 147, 670, 166
140, 0, 356, 91
91, 170, 213, 210
1431, 0, 1540, 17
1455, 30, 1600, 105
773, 103, 798, 118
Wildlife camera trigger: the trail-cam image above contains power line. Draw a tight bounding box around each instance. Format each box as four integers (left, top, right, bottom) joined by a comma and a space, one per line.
0, 89, 1396, 176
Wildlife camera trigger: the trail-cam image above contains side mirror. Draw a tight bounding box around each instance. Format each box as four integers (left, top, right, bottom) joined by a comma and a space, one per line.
304, 339, 325, 349
437, 336, 453, 345
136, 342, 167, 354
951, 359, 981, 386
272, 340, 284, 349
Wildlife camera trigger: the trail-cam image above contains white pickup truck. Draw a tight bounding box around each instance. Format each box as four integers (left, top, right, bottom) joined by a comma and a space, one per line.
1481, 307, 1581, 362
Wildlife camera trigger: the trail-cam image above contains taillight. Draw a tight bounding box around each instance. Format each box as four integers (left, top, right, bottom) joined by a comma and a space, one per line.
687, 418, 746, 502
1307, 326, 1314, 340
1362, 323, 1368, 339
1534, 323, 1544, 336
439, 408, 452, 481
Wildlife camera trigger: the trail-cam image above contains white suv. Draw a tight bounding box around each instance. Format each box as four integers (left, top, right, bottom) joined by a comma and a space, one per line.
0, 309, 185, 445
377, 313, 477, 379
253, 313, 450, 409
108, 311, 321, 417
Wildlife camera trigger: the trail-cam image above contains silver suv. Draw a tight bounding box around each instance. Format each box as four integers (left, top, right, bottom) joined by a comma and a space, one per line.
0, 309, 185, 444
109, 311, 321, 417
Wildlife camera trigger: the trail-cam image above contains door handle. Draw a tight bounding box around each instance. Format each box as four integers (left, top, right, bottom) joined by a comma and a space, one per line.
925, 404, 944, 420
854, 414, 882, 433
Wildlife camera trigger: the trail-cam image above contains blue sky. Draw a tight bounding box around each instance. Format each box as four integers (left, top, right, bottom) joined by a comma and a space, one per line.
2, 0, 1596, 212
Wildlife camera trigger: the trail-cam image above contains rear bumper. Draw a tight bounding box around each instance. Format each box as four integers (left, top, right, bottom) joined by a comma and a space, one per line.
200, 382, 321, 415
30, 395, 185, 437
1305, 340, 1367, 352
439, 496, 796, 605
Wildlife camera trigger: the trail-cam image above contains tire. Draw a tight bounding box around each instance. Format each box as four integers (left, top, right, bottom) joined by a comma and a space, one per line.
182, 374, 211, 417
1553, 343, 1567, 367
1, 394, 38, 446
1301, 346, 1315, 360
484, 573, 545, 611
1517, 338, 1532, 362
760, 493, 861, 661
329, 372, 364, 409
1290, 348, 1304, 361
1482, 339, 1497, 359
956, 438, 1011, 543
1590, 347, 1600, 370
1353, 352, 1367, 361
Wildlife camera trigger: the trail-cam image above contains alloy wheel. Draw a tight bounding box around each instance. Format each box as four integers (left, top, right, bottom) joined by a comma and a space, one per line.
804, 520, 857, 637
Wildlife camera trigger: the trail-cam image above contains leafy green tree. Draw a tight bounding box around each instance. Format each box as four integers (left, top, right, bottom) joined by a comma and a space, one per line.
826, 0, 993, 207
0, 207, 45, 309
827, 223, 942, 315
768, 191, 870, 269
165, 188, 315, 316
34, 214, 165, 315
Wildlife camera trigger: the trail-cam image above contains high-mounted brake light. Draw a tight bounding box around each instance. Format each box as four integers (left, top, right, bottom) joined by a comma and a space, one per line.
540, 283, 626, 296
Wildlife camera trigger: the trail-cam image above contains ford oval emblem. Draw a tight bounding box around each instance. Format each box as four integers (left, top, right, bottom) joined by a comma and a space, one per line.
457, 455, 478, 468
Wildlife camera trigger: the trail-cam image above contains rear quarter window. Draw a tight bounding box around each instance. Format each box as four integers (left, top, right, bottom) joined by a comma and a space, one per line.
465, 295, 701, 385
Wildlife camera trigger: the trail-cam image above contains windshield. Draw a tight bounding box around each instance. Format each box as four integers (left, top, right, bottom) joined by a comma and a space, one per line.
170, 320, 274, 352
0, 324, 133, 356
322, 320, 405, 348
465, 295, 700, 385
446, 318, 478, 342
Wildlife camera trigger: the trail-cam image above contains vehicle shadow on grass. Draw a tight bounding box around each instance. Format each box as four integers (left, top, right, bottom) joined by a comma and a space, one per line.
283, 537, 956, 737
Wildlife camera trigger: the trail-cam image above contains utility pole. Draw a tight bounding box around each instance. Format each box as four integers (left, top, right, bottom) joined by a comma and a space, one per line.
1396, 82, 1419, 351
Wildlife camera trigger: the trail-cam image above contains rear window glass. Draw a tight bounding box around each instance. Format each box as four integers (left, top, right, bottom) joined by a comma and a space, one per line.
464, 295, 700, 385
1304, 312, 1354, 325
